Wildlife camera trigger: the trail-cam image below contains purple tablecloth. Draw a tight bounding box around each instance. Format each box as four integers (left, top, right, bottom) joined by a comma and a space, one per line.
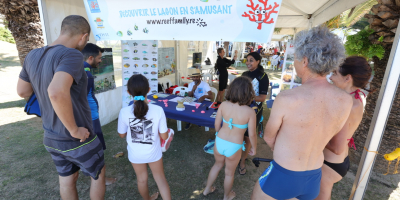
147, 94, 216, 128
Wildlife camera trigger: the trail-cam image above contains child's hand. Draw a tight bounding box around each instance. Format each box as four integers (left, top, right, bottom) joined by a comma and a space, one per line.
248, 147, 256, 156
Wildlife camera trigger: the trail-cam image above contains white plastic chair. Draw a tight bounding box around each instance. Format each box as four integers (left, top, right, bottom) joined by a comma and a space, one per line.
210, 87, 218, 102
271, 55, 279, 71
228, 74, 236, 85
261, 58, 268, 69
203, 73, 213, 86
235, 60, 241, 67
172, 86, 188, 96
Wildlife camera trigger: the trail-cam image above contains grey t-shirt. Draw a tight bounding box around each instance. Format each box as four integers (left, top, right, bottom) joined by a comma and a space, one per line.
19, 45, 95, 150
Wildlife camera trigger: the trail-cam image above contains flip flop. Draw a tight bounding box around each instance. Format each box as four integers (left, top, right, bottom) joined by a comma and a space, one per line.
238, 159, 247, 175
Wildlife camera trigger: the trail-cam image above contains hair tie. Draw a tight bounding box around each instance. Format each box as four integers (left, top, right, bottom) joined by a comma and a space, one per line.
133, 96, 145, 101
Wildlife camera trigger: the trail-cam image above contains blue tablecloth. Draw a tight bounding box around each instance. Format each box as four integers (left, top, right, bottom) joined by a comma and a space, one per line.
147, 94, 216, 128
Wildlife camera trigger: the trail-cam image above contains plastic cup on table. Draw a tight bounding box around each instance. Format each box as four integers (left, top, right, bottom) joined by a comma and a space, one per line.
195, 103, 201, 109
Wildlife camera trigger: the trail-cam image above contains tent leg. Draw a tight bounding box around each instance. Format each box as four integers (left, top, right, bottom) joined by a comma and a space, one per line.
175, 40, 180, 86
177, 120, 182, 131
350, 20, 400, 200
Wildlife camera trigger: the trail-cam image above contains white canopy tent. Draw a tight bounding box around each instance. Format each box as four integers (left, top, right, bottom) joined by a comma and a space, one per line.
37, 1, 400, 198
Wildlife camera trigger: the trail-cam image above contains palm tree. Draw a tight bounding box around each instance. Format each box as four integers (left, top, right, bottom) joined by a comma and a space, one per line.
351, 0, 400, 174
0, 0, 44, 65
324, 0, 378, 29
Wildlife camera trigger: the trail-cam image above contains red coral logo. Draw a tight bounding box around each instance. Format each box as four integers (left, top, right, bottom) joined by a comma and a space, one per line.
242, 0, 280, 30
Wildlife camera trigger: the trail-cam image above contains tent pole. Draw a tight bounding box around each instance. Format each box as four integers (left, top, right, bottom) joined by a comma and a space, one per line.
175, 40, 180, 86
350, 20, 400, 200
37, 0, 49, 45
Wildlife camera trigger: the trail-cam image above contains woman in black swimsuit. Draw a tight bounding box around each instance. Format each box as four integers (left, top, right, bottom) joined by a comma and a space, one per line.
215, 48, 237, 103
316, 56, 372, 199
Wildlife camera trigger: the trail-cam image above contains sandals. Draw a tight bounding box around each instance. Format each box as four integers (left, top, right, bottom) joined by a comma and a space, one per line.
238, 159, 247, 175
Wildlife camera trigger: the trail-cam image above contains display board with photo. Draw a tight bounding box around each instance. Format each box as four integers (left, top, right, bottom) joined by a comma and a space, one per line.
280, 42, 301, 91
91, 48, 116, 94
158, 47, 175, 78
121, 40, 158, 107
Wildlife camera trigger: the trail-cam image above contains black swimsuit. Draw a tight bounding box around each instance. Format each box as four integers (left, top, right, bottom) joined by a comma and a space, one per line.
324, 156, 350, 177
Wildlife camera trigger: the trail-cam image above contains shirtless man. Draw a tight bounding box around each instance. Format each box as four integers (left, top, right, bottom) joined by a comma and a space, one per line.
251, 26, 353, 200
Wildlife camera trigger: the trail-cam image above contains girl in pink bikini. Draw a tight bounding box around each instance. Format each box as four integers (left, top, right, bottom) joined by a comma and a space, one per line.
316, 56, 373, 199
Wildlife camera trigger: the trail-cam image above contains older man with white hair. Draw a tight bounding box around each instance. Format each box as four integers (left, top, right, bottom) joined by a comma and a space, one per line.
251, 26, 353, 200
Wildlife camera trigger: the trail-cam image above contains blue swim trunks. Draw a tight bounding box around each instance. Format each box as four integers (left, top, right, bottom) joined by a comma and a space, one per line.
258, 161, 322, 200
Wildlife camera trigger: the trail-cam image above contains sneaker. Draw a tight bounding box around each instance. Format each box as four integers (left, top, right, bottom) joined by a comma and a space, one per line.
161, 129, 174, 152
185, 123, 192, 130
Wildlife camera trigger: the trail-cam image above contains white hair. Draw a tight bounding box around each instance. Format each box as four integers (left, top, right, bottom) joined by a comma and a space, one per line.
294, 26, 346, 76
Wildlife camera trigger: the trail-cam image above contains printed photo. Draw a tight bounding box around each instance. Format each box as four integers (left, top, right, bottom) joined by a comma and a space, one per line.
282, 73, 292, 83
129, 118, 154, 145
284, 62, 294, 73
280, 84, 290, 91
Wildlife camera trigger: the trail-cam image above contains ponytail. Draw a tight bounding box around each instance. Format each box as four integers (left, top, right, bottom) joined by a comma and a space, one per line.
127, 75, 149, 120
133, 100, 148, 120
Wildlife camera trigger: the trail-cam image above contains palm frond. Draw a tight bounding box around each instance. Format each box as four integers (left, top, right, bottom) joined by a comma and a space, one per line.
274, 28, 282, 34
341, 0, 377, 27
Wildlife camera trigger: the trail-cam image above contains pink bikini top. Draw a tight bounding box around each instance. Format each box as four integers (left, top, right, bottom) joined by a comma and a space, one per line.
346, 89, 365, 151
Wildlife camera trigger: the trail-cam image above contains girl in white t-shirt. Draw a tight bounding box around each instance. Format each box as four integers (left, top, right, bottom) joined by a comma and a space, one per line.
118, 74, 171, 200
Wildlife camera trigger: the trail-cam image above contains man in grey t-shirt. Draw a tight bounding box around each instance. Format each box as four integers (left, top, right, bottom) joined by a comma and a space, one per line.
17, 15, 106, 199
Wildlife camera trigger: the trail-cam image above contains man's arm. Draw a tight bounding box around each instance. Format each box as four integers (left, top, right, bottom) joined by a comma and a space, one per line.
189, 82, 199, 97
263, 94, 285, 151
254, 95, 267, 103
17, 78, 33, 100
48, 71, 89, 142
198, 91, 213, 102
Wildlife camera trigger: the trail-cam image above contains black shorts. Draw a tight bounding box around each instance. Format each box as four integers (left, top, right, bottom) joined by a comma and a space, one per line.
245, 106, 263, 137
45, 136, 105, 180
219, 73, 228, 91
93, 118, 106, 150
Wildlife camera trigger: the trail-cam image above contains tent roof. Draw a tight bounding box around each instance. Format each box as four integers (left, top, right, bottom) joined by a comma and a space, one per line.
275, 0, 369, 28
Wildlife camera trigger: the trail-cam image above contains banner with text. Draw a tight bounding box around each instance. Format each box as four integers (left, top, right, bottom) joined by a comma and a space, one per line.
84, 0, 282, 43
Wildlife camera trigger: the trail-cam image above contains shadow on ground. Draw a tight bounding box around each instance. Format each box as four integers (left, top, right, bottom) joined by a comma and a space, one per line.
0, 53, 20, 71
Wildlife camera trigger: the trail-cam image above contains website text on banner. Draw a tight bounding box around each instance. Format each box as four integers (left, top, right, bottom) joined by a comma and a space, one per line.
84, 0, 282, 43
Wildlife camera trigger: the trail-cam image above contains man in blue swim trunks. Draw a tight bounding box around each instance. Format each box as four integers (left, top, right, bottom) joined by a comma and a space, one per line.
251, 26, 353, 200
82, 43, 116, 185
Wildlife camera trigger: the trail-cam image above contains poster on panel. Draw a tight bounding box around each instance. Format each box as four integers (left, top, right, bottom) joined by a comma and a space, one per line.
83, 0, 282, 43
158, 47, 175, 78
121, 40, 158, 107
90, 48, 117, 94
280, 42, 300, 91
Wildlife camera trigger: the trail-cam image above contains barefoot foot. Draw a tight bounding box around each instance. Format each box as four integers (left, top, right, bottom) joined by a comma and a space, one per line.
105, 177, 117, 186
203, 186, 216, 196
224, 190, 236, 200
150, 192, 159, 200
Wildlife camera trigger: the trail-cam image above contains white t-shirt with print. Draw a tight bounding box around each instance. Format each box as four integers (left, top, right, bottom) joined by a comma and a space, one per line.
188, 81, 211, 100
118, 104, 168, 164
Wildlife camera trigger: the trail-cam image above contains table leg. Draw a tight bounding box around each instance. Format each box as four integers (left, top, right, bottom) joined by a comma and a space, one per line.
205, 127, 209, 131
177, 120, 182, 131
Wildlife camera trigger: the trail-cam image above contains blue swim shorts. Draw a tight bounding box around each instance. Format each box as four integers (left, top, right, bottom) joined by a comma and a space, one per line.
258, 160, 322, 200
